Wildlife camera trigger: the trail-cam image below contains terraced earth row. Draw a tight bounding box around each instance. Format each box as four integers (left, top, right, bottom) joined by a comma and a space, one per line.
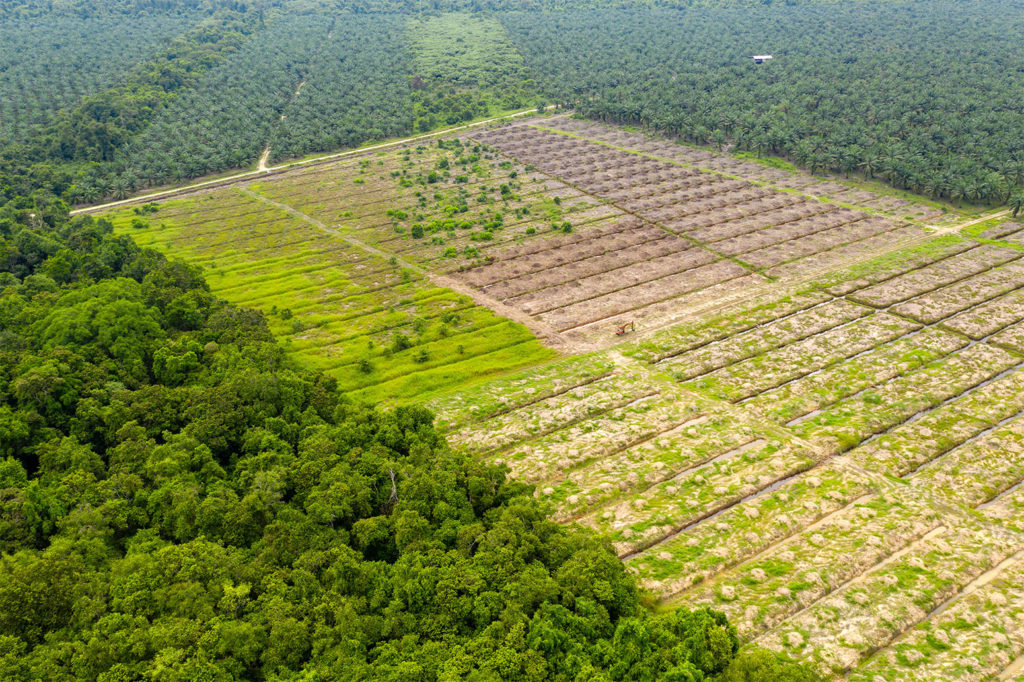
430, 223, 1024, 680
462, 118, 934, 343
103, 115, 1024, 678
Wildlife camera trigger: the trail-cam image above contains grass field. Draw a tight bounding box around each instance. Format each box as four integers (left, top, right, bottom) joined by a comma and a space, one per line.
106, 141, 575, 403
104, 115, 1024, 679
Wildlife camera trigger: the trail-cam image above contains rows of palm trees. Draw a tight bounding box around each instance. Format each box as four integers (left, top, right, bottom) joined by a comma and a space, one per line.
502, 2, 1024, 206
0, 12, 197, 143
113, 13, 332, 190
269, 15, 414, 163
58, 1, 1024, 210
65, 12, 422, 202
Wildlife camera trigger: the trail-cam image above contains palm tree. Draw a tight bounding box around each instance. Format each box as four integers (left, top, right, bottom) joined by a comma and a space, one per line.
80, 183, 101, 203
110, 177, 131, 201
1010, 192, 1024, 218
964, 179, 983, 204
859, 152, 881, 179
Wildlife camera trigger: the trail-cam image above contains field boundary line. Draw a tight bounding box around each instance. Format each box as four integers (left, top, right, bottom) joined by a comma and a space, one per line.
848, 544, 1024, 679
71, 106, 559, 216
752, 524, 949, 647
847, 248, 1024, 310
998, 652, 1024, 681
238, 187, 573, 350
545, 416, 713, 490
676, 304, 874, 385
440, 370, 617, 434
662, 492, 876, 605
480, 391, 662, 460
514, 251, 723, 316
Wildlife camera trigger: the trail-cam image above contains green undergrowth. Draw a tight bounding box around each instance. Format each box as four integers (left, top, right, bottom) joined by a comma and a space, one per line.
812, 233, 969, 291
105, 188, 555, 405
407, 13, 537, 132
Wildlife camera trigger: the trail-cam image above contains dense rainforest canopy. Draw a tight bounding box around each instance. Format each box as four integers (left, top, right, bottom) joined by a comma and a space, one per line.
0, 195, 818, 678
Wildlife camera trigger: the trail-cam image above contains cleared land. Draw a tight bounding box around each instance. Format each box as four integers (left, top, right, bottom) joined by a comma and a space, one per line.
106, 116, 1024, 679
106, 140, 575, 402
431, 229, 1024, 679
462, 118, 930, 343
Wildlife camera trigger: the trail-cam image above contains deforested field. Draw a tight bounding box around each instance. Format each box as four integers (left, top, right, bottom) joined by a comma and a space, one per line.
106, 115, 1024, 679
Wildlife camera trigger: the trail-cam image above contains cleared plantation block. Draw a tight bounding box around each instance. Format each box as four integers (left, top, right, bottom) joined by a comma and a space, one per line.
683, 199, 816, 242
981, 482, 1024, 532
498, 389, 707, 483
541, 259, 754, 332
252, 143, 589, 264
659, 298, 872, 381
272, 287, 471, 340
891, 260, 1024, 324
446, 371, 662, 455
540, 408, 765, 520
426, 353, 617, 432
759, 520, 1023, 677
669, 197, 808, 235
740, 218, 900, 270
978, 221, 1024, 240
408, 211, 621, 270
469, 120, 930, 328
572, 272, 778, 338
340, 337, 555, 404
629, 460, 876, 599
584, 438, 822, 557
458, 216, 646, 278
686, 313, 921, 403
591, 117, 935, 211
911, 415, 1024, 509
989, 320, 1024, 354
477, 230, 685, 295
942, 288, 1024, 339
764, 226, 927, 281
528, 115, 948, 225
687, 491, 943, 640
325, 319, 541, 388
623, 289, 832, 363
508, 247, 717, 315
847, 245, 1020, 308
108, 189, 553, 404
819, 237, 972, 297
793, 343, 1021, 451
848, 554, 1024, 682
472, 228, 693, 300
381, 198, 620, 252
709, 209, 863, 256
848, 367, 1024, 478
746, 326, 968, 425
